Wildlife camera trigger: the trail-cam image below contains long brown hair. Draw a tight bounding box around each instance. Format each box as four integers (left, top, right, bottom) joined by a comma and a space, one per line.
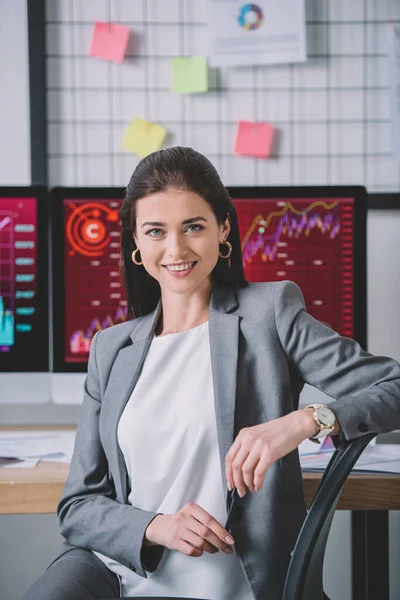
120, 147, 248, 318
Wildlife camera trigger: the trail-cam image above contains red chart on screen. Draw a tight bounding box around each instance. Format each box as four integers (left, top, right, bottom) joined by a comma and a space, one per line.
233, 198, 355, 338
63, 199, 126, 363
0, 198, 37, 352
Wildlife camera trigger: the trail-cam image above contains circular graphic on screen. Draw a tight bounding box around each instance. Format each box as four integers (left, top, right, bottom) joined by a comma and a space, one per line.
66, 202, 119, 257
237, 4, 263, 31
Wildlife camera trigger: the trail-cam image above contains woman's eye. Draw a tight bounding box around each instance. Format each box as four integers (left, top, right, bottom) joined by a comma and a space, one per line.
186, 224, 203, 233
147, 229, 163, 237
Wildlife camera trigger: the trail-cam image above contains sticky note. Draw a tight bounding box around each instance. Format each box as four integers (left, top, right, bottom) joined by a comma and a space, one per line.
234, 121, 275, 158
172, 57, 208, 94
122, 117, 167, 158
89, 21, 131, 62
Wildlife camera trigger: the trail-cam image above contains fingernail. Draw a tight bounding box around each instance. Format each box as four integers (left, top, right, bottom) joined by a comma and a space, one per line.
225, 535, 234, 544
227, 481, 232, 491
224, 547, 233, 554
238, 489, 245, 498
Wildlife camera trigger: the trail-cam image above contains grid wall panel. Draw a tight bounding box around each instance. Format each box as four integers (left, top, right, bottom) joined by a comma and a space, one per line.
46, 0, 400, 190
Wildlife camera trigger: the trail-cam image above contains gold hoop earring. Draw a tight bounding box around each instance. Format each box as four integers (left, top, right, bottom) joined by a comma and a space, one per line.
218, 240, 232, 259
132, 248, 143, 265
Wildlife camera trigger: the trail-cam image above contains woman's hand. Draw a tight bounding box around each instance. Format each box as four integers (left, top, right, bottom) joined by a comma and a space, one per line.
144, 503, 235, 557
225, 409, 321, 497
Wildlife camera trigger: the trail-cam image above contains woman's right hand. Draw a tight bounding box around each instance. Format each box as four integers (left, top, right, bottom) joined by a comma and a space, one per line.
144, 502, 235, 557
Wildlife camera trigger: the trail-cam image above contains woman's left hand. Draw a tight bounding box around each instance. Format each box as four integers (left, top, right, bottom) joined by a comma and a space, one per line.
225, 409, 319, 497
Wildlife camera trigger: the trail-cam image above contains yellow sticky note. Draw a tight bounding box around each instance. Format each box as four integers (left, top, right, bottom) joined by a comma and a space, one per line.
172, 56, 208, 94
122, 117, 167, 158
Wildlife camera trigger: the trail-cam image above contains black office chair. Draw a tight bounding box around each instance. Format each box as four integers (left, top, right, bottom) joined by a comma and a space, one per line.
282, 432, 376, 600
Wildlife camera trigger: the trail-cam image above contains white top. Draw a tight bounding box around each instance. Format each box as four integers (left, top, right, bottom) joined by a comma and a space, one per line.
94, 321, 254, 600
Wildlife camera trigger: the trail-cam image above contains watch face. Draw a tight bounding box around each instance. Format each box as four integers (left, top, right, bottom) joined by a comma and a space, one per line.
316, 406, 336, 427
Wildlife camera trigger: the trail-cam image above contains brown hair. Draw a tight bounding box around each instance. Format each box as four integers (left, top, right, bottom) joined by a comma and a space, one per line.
120, 147, 248, 317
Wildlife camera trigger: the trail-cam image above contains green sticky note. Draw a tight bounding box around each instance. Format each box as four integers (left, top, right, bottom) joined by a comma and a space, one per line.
172, 56, 208, 94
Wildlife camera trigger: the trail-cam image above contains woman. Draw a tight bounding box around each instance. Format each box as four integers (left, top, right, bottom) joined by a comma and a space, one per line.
24, 147, 400, 600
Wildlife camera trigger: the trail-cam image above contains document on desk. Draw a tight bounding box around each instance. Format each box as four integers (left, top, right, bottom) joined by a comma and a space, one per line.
299, 443, 400, 474
0, 457, 39, 468
0, 430, 76, 466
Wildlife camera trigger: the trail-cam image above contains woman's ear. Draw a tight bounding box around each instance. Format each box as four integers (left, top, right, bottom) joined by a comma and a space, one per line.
222, 215, 231, 238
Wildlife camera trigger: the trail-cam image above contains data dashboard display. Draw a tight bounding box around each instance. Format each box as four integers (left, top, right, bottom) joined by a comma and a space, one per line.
60, 197, 126, 366
233, 195, 360, 339
0, 190, 48, 371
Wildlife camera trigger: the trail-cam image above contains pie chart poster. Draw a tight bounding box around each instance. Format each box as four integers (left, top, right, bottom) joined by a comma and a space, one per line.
208, 0, 307, 67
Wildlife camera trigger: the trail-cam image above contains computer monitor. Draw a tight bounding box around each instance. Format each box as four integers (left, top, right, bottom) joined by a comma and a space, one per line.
0, 187, 49, 372
227, 186, 367, 348
52, 188, 126, 372
52, 185, 367, 371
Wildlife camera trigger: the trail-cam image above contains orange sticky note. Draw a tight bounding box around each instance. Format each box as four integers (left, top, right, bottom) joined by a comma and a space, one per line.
234, 121, 274, 158
89, 21, 131, 62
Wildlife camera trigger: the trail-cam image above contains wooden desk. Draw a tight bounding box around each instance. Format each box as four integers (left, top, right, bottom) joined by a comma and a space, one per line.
1, 449, 399, 600
1, 460, 399, 514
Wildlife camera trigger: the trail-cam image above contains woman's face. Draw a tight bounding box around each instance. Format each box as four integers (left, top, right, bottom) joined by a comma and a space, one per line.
133, 188, 230, 295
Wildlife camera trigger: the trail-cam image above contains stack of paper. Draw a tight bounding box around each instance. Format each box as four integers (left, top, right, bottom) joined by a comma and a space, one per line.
0, 431, 76, 468
299, 437, 400, 475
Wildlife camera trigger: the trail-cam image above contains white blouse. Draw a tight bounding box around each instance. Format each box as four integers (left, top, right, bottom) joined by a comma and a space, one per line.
95, 321, 254, 600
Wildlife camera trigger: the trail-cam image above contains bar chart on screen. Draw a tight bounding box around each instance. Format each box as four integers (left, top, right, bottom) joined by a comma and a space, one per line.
0, 200, 37, 352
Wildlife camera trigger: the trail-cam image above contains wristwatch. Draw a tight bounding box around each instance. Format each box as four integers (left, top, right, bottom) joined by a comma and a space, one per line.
305, 404, 337, 444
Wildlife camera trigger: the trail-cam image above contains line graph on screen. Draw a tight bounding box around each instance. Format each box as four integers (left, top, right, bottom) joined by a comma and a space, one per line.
234, 198, 354, 337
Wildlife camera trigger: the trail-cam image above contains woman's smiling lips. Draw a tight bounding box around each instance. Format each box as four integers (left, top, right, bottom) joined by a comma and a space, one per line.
162, 261, 198, 277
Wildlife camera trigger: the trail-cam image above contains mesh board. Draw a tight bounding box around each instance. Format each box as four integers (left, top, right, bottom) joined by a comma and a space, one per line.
45, 0, 400, 191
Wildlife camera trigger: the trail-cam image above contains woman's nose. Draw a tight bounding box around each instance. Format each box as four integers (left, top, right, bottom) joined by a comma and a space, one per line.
166, 233, 186, 257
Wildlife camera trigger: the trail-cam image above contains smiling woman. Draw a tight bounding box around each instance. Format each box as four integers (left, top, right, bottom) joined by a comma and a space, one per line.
119, 146, 248, 323
24, 147, 400, 600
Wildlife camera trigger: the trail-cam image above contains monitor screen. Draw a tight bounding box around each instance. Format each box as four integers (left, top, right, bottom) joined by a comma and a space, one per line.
0, 187, 49, 372
52, 188, 126, 372
228, 186, 367, 347
52, 186, 367, 372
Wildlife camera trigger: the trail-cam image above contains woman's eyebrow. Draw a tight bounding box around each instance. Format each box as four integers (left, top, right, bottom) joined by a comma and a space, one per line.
141, 216, 208, 228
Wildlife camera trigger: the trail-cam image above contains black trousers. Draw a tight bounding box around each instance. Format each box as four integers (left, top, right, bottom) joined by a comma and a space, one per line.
22, 546, 121, 600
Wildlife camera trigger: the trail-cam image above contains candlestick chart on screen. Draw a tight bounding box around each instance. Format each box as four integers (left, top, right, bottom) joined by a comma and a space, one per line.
233, 198, 355, 337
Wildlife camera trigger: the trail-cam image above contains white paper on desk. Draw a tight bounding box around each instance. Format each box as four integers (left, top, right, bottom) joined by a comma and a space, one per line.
0, 431, 75, 461
301, 444, 400, 474
1, 458, 39, 469
298, 438, 325, 456
208, 0, 307, 68
389, 23, 400, 162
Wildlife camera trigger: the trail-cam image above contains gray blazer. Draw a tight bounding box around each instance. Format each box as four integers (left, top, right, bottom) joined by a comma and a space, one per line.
57, 281, 400, 600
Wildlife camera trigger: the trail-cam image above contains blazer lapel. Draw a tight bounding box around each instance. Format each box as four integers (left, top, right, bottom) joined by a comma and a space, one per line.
100, 301, 162, 500
209, 285, 240, 496
102, 284, 240, 502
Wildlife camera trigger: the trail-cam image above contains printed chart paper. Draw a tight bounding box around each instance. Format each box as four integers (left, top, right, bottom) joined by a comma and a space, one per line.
208, 0, 307, 67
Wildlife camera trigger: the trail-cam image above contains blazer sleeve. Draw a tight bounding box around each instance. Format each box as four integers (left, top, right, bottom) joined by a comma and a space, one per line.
273, 280, 400, 441
57, 330, 165, 578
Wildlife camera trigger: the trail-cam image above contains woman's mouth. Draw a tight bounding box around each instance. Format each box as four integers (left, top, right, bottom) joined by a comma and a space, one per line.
163, 261, 198, 277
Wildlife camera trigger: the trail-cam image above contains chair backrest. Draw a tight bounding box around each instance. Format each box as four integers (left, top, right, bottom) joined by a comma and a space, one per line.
282, 433, 376, 600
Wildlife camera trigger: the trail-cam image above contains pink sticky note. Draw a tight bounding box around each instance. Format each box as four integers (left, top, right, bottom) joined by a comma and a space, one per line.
234, 121, 274, 158
89, 21, 131, 62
